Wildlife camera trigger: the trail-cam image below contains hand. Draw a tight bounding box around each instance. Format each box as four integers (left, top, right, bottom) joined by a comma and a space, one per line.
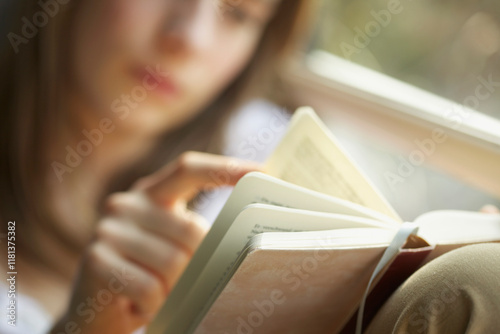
480, 205, 500, 214
50, 152, 261, 334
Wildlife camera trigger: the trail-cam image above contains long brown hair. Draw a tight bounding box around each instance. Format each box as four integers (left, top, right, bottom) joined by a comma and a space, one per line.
0, 0, 317, 270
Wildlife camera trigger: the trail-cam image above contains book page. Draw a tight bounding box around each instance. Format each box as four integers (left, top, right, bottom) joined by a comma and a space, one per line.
168, 205, 396, 334
415, 210, 500, 244
147, 172, 398, 334
265, 107, 401, 221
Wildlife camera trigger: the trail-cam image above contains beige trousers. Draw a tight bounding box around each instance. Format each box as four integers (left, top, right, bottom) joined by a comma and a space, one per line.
366, 243, 500, 334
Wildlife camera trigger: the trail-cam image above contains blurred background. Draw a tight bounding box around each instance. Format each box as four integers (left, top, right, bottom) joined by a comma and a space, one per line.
264, 0, 500, 220
311, 0, 500, 119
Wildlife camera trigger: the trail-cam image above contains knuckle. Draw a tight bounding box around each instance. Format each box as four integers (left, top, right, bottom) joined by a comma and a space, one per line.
164, 246, 189, 272
132, 176, 149, 190
161, 248, 189, 292
95, 219, 117, 239
176, 151, 199, 172
85, 242, 109, 274
87, 242, 103, 263
135, 276, 163, 303
181, 219, 203, 241
105, 192, 130, 213
185, 213, 208, 238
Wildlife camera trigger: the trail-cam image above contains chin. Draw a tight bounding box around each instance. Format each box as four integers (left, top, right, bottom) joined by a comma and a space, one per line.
118, 110, 173, 137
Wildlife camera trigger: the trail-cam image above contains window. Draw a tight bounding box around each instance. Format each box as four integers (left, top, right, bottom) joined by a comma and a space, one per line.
280, 0, 500, 220
312, 0, 500, 119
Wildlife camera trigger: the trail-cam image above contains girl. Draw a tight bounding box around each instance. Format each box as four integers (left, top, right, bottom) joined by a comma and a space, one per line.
0, 0, 315, 333
1, 1, 499, 334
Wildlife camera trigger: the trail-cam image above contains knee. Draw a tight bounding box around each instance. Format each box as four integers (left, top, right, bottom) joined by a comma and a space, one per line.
424, 243, 500, 288
367, 243, 500, 334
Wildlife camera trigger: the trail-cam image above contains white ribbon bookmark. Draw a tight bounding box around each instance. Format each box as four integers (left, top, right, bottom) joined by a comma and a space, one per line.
355, 222, 419, 334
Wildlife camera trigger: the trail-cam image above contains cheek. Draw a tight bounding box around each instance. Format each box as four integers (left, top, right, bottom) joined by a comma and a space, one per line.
172, 29, 264, 128
218, 42, 254, 81
101, 0, 168, 55
82, 0, 168, 54
72, 0, 166, 109
198, 31, 262, 96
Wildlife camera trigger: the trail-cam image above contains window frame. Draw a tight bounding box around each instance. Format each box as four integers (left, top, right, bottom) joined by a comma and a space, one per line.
279, 50, 500, 198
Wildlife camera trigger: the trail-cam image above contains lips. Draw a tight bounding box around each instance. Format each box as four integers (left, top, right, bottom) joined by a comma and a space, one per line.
131, 66, 180, 100
154, 75, 179, 96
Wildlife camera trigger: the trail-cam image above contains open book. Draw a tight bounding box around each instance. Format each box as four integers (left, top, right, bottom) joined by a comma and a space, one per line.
147, 107, 500, 334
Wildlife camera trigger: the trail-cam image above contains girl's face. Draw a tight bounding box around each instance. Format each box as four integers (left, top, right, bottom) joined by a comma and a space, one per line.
71, 0, 279, 136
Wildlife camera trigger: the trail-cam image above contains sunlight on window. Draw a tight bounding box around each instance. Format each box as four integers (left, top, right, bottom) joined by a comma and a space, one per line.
312, 0, 500, 119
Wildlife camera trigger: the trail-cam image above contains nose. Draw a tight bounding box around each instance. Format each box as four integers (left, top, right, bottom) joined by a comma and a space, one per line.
160, 1, 218, 55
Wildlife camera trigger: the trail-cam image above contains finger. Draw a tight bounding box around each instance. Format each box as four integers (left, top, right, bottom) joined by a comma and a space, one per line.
480, 205, 500, 214
105, 192, 208, 255
58, 296, 135, 334
97, 218, 190, 292
134, 151, 262, 207
84, 241, 164, 320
